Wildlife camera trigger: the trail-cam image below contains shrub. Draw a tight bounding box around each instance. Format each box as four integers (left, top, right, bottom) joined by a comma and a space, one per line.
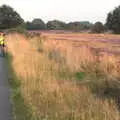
75, 72, 85, 81
6, 26, 26, 34
48, 49, 66, 64
92, 22, 105, 33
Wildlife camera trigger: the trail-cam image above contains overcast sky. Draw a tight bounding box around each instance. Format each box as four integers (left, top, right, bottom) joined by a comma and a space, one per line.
0, 0, 120, 23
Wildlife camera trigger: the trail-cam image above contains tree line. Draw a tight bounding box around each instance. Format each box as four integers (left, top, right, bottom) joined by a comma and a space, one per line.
0, 4, 120, 34
26, 19, 93, 31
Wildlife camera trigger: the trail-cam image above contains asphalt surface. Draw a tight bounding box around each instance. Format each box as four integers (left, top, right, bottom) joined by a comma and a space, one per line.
0, 56, 12, 120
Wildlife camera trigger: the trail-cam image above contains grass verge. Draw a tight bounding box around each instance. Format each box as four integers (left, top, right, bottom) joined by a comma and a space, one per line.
6, 53, 35, 120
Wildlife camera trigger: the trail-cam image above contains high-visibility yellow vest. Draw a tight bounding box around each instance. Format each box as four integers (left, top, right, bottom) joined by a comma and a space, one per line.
0, 36, 4, 45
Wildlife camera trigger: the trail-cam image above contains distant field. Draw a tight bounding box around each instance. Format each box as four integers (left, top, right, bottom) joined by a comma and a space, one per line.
29, 30, 120, 54
43, 32, 120, 52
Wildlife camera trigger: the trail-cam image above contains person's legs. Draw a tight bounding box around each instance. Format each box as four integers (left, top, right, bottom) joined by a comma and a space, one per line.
0, 45, 5, 57
2, 45, 5, 57
0, 45, 3, 57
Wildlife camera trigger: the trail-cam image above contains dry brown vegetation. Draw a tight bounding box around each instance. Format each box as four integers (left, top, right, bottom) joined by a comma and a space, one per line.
6, 32, 120, 120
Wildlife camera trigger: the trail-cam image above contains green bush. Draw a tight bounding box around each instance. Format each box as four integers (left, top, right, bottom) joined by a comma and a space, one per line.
92, 22, 105, 33
75, 72, 85, 81
48, 49, 66, 64
6, 26, 27, 34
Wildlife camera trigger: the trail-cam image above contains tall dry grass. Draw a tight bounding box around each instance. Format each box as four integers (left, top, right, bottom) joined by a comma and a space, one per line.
7, 33, 120, 120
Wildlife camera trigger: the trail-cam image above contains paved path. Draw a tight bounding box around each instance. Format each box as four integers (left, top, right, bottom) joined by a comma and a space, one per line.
0, 57, 12, 120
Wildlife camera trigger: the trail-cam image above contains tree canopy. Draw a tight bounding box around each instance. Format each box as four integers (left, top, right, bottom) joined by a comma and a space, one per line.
0, 5, 24, 29
106, 5, 120, 34
66, 21, 92, 31
92, 22, 105, 33
26, 19, 46, 30
47, 20, 66, 30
